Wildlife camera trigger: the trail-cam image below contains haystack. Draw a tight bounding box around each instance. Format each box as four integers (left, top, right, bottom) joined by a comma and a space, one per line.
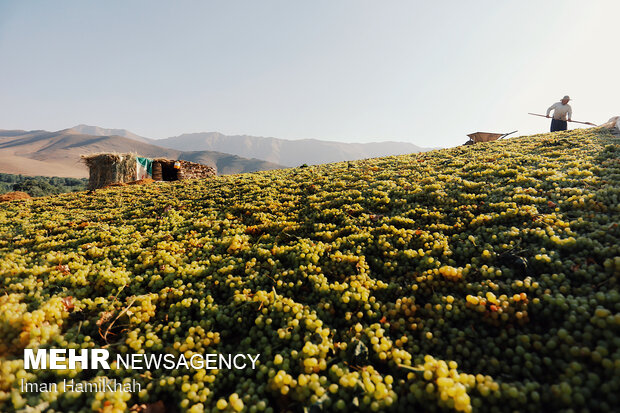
81, 153, 138, 190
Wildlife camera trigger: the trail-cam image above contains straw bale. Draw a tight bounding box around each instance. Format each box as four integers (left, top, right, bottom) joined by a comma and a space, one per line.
81, 153, 137, 189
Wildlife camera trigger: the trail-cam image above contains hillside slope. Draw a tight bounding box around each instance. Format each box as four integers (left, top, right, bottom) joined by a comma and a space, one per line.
0, 129, 284, 177
0, 128, 618, 412
155, 131, 434, 167
67, 124, 153, 143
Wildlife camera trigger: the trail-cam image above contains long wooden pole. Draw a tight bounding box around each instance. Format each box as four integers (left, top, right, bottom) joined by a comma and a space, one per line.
528, 113, 596, 126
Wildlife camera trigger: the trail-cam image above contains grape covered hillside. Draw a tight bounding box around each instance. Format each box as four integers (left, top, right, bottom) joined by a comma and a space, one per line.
0, 128, 619, 413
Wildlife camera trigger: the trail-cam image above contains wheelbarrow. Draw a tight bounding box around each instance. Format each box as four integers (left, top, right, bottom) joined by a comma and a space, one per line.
464, 130, 517, 145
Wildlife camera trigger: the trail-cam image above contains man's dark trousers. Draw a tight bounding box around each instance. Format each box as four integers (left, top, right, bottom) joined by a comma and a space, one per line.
550, 118, 567, 132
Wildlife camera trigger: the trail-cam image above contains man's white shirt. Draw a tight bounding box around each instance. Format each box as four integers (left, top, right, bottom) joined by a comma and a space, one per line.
546, 102, 572, 121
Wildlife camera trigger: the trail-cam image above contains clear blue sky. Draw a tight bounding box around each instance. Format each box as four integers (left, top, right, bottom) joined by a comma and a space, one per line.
0, 1, 617, 147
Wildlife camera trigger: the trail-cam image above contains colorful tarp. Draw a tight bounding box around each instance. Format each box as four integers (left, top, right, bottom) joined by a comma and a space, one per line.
136, 157, 153, 180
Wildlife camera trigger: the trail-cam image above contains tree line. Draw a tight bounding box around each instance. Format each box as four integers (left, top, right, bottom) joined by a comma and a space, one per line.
0, 173, 88, 197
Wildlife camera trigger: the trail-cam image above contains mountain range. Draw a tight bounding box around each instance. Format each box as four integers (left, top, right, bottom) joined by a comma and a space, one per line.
68, 124, 151, 143
155, 132, 432, 167
0, 129, 282, 178
72, 125, 433, 167
0, 125, 433, 178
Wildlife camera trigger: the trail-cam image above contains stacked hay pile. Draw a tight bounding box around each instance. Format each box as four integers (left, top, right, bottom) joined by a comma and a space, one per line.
81, 153, 137, 190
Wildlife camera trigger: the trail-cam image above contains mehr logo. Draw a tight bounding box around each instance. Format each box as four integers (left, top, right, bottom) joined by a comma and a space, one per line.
25, 349, 110, 369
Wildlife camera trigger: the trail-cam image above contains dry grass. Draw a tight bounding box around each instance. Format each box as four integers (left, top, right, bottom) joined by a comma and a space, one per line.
102, 182, 128, 189
127, 178, 155, 185
0, 191, 31, 202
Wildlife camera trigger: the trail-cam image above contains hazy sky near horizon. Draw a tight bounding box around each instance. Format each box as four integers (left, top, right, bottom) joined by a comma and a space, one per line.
0, 1, 617, 147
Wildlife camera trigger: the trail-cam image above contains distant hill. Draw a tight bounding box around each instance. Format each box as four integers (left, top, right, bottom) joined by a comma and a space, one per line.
155, 132, 434, 167
0, 129, 284, 178
68, 124, 152, 143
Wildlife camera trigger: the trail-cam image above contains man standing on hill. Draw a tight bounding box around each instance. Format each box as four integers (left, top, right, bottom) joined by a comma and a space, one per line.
546, 95, 572, 132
